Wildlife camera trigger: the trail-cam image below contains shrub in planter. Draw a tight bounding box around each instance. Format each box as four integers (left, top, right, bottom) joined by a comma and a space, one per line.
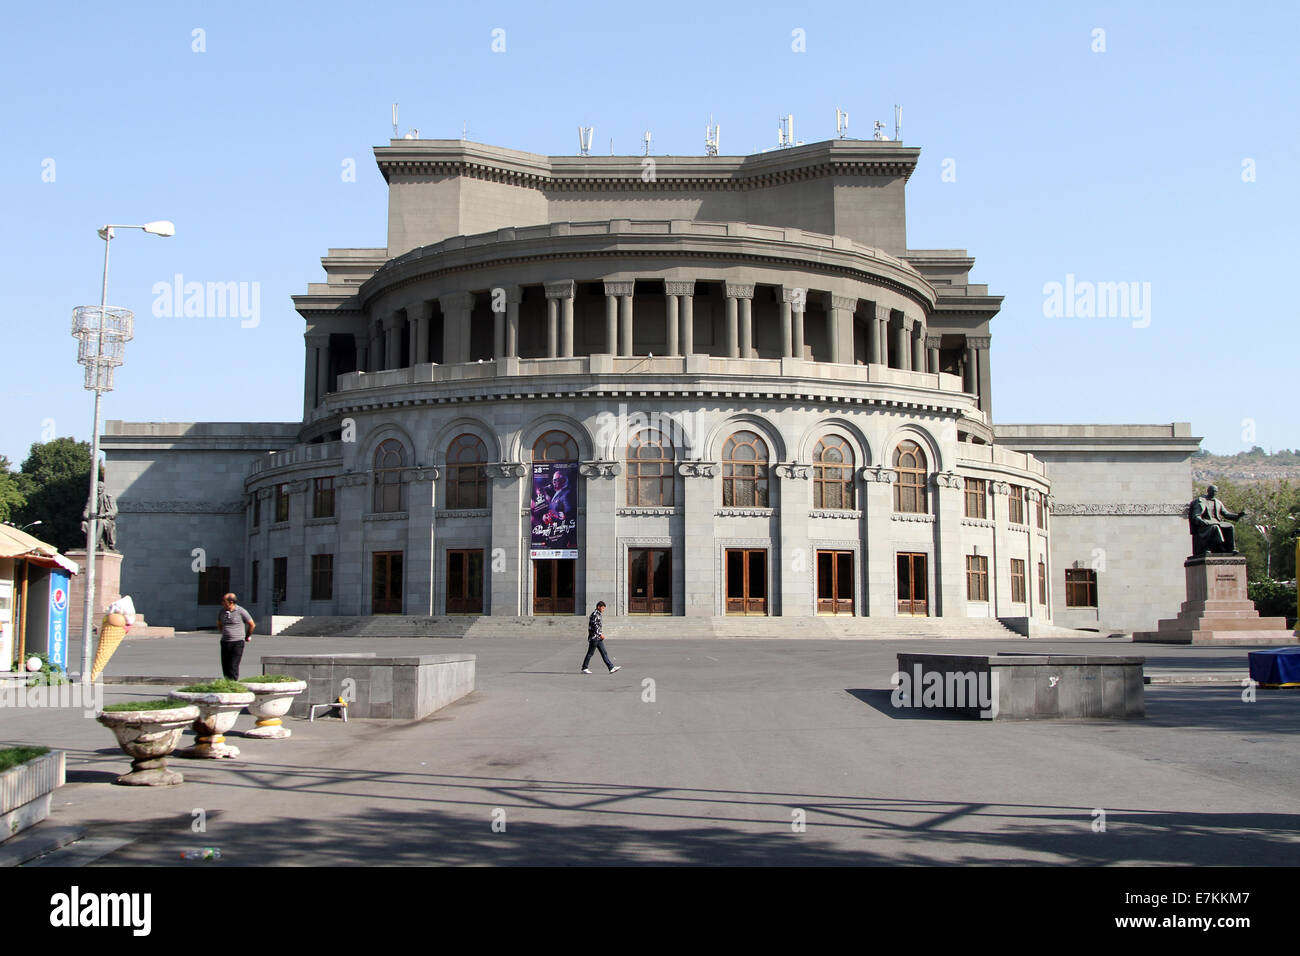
239, 675, 307, 739
169, 680, 254, 759
0, 746, 64, 839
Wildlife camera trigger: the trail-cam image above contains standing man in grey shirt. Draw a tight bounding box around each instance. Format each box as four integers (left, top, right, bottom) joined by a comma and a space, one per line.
218, 592, 255, 680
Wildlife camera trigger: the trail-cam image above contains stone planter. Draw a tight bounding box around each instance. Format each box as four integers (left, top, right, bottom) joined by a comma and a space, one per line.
168, 691, 255, 758
97, 706, 199, 786
1, 750, 65, 839
241, 680, 307, 739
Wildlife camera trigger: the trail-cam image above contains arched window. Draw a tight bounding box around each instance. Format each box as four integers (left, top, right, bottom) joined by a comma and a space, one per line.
532, 430, 578, 463
627, 429, 675, 506
446, 434, 487, 509
813, 436, 855, 509
373, 438, 407, 513
893, 440, 927, 513
722, 430, 769, 507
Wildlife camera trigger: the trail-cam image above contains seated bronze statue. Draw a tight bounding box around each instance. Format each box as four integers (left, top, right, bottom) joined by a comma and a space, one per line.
1188, 484, 1247, 556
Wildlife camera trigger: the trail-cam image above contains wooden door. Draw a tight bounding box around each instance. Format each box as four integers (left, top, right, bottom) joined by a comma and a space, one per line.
725, 549, 767, 615
896, 552, 928, 616
533, 558, 576, 615
446, 549, 484, 614
371, 551, 403, 614
817, 550, 854, 615
629, 548, 672, 614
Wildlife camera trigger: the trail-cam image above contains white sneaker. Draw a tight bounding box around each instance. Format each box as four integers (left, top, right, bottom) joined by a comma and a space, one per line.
581, 668, 592, 674
609, 665, 622, 673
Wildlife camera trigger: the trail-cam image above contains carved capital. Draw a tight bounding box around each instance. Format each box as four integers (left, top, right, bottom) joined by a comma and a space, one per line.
604, 280, 635, 297
439, 291, 475, 314
255, 487, 274, 500
287, 480, 310, 494
304, 331, 331, 347
966, 335, 991, 350
925, 333, 943, 349
874, 303, 892, 322
484, 462, 528, 479
861, 466, 897, 484
900, 314, 915, 331
991, 481, 1012, 495
774, 462, 811, 480
932, 471, 963, 489
501, 284, 524, 304
544, 279, 576, 299
382, 312, 404, 331
578, 460, 621, 479
724, 282, 755, 299
665, 280, 696, 297
678, 461, 719, 478
830, 294, 857, 312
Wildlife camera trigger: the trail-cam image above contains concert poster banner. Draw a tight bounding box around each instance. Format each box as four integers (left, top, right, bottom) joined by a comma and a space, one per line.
529, 462, 579, 558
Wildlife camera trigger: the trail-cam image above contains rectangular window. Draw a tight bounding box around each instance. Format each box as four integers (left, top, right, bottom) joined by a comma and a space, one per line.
275, 483, 290, 523
1038, 559, 1047, 605
1065, 568, 1097, 608
1010, 558, 1026, 604
251, 559, 260, 604
964, 478, 987, 518
1008, 485, 1025, 524
313, 477, 335, 518
273, 556, 288, 604
966, 554, 989, 602
311, 554, 333, 601
197, 565, 230, 606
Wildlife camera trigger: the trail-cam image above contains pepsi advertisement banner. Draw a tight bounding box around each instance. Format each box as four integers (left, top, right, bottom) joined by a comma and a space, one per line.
529, 462, 578, 558
48, 570, 70, 670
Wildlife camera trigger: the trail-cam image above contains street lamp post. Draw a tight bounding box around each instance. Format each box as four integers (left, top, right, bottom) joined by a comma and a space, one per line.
74, 220, 173, 683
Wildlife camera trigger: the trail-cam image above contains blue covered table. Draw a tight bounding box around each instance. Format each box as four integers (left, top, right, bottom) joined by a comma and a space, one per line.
1247, 647, 1300, 687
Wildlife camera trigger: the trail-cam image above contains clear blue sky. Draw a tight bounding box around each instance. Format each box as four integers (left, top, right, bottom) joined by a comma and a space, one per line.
2, 0, 1296, 467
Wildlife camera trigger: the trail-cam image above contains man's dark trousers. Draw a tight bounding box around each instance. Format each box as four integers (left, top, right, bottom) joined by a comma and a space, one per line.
221, 641, 245, 680
583, 638, 614, 671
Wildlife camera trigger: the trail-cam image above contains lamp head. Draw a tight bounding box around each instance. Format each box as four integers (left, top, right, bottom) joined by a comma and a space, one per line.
142, 220, 176, 237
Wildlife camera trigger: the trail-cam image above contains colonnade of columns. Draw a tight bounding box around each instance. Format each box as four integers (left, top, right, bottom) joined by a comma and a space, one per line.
304, 280, 992, 416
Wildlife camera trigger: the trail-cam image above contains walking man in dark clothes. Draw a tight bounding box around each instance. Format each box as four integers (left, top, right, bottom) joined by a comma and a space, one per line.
582, 601, 621, 674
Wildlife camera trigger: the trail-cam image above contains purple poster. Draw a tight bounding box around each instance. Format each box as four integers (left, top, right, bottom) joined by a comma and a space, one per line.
529, 462, 578, 558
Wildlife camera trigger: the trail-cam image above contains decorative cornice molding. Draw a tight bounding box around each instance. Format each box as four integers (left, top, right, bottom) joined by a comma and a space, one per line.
932, 471, 963, 489
118, 499, 243, 515
678, 461, 719, 478
544, 279, 575, 298
830, 294, 857, 311
664, 280, 696, 296
305, 516, 338, 527
1052, 502, 1189, 516
436, 508, 491, 520
774, 462, 811, 480
891, 512, 935, 523
603, 280, 635, 296
716, 508, 774, 517
364, 511, 409, 522
962, 517, 996, 528
809, 509, 863, 519
485, 461, 528, 479
861, 466, 897, 483
724, 281, 755, 299
617, 507, 679, 516
579, 460, 621, 478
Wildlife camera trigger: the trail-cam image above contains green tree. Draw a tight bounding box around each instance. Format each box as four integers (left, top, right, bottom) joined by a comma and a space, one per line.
1214, 479, 1300, 581
0, 456, 29, 524
14, 438, 94, 553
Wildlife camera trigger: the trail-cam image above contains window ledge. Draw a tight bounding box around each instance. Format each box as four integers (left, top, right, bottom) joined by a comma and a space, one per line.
306, 516, 337, 526
365, 511, 409, 522
891, 513, 935, 523
437, 509, 491, 519
716, 508, 775, 517
618, 507, 678, 516
809, 509, 862, 519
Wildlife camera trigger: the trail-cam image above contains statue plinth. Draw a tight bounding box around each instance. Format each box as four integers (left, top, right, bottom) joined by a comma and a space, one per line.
1134, 555, 1295, 645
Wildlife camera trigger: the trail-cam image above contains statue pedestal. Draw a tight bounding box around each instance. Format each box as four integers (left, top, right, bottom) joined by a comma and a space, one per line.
1134, 555, 1295, 645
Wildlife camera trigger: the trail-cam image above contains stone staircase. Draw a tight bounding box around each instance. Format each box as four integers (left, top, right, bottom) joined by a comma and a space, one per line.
275, 615, 1032, 640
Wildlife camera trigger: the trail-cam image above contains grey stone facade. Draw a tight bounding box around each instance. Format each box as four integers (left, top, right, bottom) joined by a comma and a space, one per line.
102, 138, 1198, 635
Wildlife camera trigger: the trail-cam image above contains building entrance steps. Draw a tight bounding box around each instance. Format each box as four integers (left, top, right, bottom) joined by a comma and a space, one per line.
273, 615, 1055, 640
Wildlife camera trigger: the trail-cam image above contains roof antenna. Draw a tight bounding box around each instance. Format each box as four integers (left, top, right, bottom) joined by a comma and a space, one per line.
894, 104, 902, 142
836, 107, 849, 139
392, 102, 418, 139
643, 130, 653, 155
578, 126, 594, 156
705, 116, 720, 156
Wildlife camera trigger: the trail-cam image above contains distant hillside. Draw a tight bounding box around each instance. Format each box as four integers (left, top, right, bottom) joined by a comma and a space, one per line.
1192, 447, 1300, 485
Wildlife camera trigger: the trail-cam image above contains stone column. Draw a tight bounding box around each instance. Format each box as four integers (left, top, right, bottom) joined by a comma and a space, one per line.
990, 481, 1012, 616
316, 335, 331, 403
287, 479, 310, 612
667, 280, 695, 356
830, 295, 856, 365
486, 463, 527, 614
440, 292, 474, 366
384, 312, 402, 369
896, 315, 913, 371
925, 333, 942, 375
403, 467, 439, 615
862, 466, 897, 616
545, 294, 559, 358
725, 282, 752, 359
545, 280, 575, 358
579, 462, 620, 614
872, 304, 889, 366
368, 322, 381, 372
739, 296, 753, 358
304, 331, 327, 416
336, 474, 368, 613
780, 297, 793, 358
968, 335, 992, 418
680, 462, 719, 616
407, 311, 419, 367
792, 294, 806, 360
724, 288, 739, 358
353, 332, 368, 380
605, 281, 634, 356
776, 463, 813, 616
933, 472, 966, 619
492, 291, 506, 361
504, 286, 522, 359
911, 316, 926, 373
415, 302, 431, 366
603, 286, 618, 354
665, 291, 679, 356
963, 336, 978, 395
